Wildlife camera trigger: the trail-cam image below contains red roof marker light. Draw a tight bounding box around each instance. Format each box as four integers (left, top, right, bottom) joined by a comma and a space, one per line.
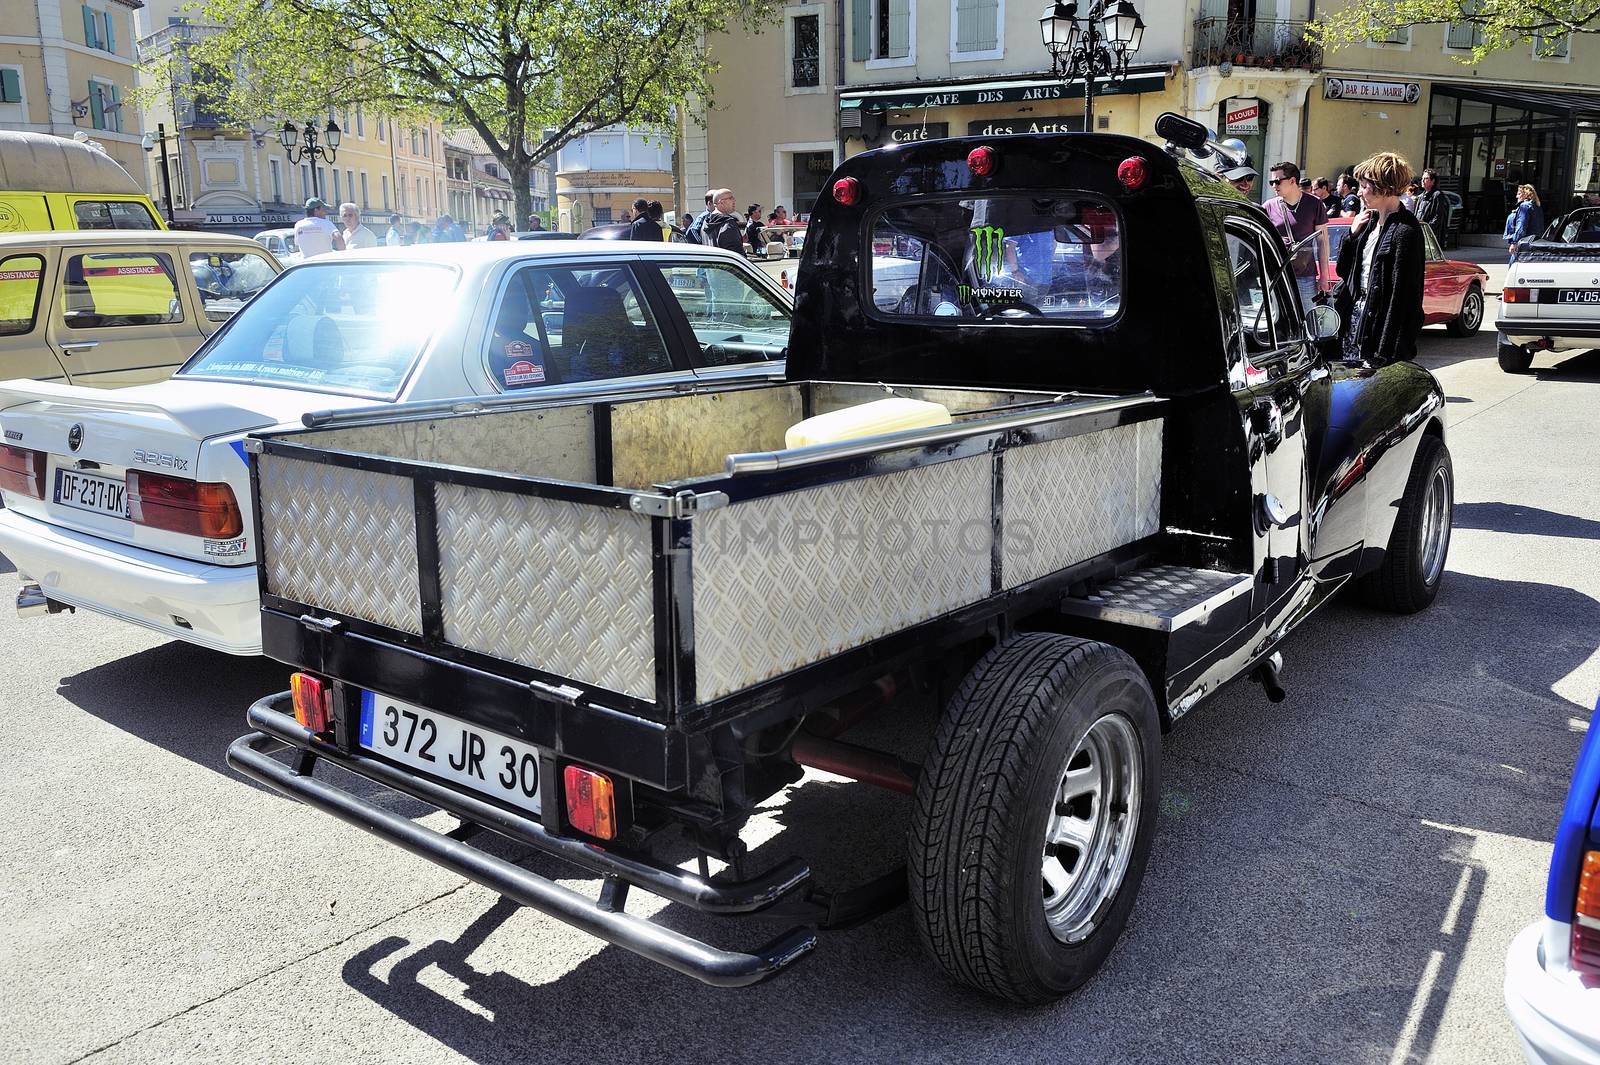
1117, 156, 1149, 191
832, 177, 861, 206
967, 145, 997, 176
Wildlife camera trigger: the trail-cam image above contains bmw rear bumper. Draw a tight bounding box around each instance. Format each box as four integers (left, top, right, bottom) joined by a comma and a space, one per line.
1505, 920, 1600, 1065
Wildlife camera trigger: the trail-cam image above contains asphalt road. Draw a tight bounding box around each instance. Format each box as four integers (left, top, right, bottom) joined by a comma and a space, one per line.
2, 302, 1595, 1065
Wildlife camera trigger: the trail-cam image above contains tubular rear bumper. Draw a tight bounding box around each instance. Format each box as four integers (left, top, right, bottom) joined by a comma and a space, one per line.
227, 695, 818, 987
0, 507, 260, 653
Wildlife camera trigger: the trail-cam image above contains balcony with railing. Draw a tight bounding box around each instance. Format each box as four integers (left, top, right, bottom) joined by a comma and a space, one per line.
1192, 17, 1322, 71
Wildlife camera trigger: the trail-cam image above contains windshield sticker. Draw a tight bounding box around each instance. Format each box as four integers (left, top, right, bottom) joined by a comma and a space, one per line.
0, 269, 41, 281
504, 340, 533, 358
971, 225, 1004, 283
504, 359, 545, 386
204, 536, 248, 558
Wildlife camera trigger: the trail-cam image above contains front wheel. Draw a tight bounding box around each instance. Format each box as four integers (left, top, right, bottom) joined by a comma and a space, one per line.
1358, 434, 1453, 613
909, 634, 1161, 1004
1446, 285, 1483, 337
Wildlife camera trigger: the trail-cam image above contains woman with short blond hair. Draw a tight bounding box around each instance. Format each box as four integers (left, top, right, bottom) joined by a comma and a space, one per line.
1331, 151, 1425, 367
1504, 184, 1546, 264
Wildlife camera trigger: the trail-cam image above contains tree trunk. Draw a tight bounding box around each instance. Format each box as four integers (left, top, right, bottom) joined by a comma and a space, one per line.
510, 150, 534, 232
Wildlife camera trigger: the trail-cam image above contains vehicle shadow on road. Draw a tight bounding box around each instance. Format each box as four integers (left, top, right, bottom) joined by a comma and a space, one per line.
333, 571, 1587, 1065
1455, 501, 1600, 540
0, 545, 14, 576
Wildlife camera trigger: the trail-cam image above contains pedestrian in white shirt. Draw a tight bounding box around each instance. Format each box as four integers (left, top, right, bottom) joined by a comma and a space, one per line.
340, 203, 378, 250
293, 198, 343, 257
384, 213, 403, 247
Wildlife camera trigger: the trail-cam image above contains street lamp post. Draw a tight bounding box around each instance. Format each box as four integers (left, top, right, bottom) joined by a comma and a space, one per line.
279, 118, 342, 200
1039, 0, 1145, 132
139, 123, 176, 224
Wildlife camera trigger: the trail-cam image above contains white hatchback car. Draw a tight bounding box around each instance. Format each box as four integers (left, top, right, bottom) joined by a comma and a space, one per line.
1497, 205, 1600, 373
0, 241, 790, 654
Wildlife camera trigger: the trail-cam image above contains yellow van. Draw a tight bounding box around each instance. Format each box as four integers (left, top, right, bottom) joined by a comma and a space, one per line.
0, 131, 165, 233
0, 231, 281, 386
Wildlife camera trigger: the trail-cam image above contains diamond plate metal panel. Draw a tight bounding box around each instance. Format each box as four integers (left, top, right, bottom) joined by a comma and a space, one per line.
693, 456, 992, 703
1059, 564, 1252, 631
1003, 420, 1163, 589
258, 454, 421, 634
434, 484, 656, 701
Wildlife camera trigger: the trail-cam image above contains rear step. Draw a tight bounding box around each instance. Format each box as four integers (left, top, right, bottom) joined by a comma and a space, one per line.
1059, 564, 1252, 631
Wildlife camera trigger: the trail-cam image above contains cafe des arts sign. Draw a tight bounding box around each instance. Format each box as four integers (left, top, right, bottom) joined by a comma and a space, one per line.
1324, 77, 1422, 104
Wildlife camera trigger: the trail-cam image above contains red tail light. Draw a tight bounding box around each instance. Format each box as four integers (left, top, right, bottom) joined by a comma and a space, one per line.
563, 765, 616, 840
290, 672, 332, 733
831, 177, 860, 206
126, 471, 243, 538
1502, 287, 1532, 303
1117, 156, 1149, 191
966, 145, 997, 176
0, 444, 46, 499
1574, 850, 1600, 977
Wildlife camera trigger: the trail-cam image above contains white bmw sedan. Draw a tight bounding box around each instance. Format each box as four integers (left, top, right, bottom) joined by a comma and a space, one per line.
0, 241, 790, 654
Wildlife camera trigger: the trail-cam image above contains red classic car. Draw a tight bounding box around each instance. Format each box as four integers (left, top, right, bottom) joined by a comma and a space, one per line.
1319, 217, 1489, 336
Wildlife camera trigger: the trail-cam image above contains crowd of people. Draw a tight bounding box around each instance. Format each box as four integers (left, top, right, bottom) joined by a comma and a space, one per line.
290, 196, 547, 257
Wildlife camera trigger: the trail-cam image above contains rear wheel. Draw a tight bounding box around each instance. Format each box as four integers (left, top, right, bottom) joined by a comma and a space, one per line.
1358, 435, 1453, 613
1497, 335, 1535, 373
1446, 285, 1483, 337
909, 634, 1160, 1004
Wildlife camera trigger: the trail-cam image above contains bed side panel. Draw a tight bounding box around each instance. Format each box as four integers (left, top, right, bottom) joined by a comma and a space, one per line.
691, 454, 992, 703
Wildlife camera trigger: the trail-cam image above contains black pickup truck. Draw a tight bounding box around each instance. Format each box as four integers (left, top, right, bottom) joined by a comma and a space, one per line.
228, 115, 1451, 1004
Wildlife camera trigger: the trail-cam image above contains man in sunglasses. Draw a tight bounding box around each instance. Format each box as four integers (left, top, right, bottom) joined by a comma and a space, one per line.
1264, 161, 1331, 309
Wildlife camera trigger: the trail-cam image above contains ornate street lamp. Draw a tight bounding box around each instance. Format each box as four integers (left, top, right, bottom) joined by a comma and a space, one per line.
1039, 0, 1145, 131
279, 118, 341, 199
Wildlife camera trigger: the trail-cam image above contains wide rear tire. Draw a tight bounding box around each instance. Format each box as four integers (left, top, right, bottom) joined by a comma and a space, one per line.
909, 634, 1161, 1004
1358, 435, 1453, 613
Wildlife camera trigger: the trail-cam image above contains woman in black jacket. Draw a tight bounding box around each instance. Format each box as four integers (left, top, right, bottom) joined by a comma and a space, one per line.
1331, 152, 1426, 367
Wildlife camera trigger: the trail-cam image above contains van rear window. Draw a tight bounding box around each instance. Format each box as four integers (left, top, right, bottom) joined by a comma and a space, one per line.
868, 195, 1122, 322
72, 200, 160, 230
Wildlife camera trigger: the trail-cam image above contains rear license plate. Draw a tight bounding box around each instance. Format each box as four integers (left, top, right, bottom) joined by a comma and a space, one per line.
359, 692, 542, 815
53, 468, 127, 518
1556, 288, 1600, 304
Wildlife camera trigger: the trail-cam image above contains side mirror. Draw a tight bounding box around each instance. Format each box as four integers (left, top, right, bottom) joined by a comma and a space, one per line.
1305, 304, 1339, 340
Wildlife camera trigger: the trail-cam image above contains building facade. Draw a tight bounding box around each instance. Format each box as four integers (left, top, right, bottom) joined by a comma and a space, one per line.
554, 125, 674, 231
445, 129, 552, 235
1, 0, 150, 188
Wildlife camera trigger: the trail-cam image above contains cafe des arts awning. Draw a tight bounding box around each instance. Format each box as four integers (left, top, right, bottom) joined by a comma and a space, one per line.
839, 66, 1169, 114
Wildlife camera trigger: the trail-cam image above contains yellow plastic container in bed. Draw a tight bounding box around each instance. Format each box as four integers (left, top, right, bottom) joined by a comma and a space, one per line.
784, 397, 952, 449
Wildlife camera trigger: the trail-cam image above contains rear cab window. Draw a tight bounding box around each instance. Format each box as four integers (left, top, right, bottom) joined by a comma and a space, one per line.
0, 253, 46, 335
180, 261, 457, 399
71, 199, 161, 230
867, 194, 1123, 322
62, 251, 183, 328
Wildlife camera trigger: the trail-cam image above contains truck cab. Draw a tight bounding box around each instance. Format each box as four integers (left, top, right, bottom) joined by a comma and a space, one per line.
224, 116, 1451, 1003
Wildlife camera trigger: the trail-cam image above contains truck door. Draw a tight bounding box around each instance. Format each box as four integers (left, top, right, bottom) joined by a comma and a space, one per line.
1220, 214, 1317, 616
45, 246, 192, 387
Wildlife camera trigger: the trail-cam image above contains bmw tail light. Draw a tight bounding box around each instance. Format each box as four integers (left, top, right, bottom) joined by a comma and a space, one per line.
563, 765, 617, 840
290, 672, 332, 733
831, 177, 861, 206
126, 471, 243, 538
1573, 850, 1600, 977
0, 444, 46, 499
1502, 287, 1532, 303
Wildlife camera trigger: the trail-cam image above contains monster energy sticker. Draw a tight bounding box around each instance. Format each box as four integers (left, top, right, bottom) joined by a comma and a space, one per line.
960, 223, 1023, 305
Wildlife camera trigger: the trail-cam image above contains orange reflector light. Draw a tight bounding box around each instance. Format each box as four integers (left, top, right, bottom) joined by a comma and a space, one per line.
563, 765, 616, 840
290, 672, 332, 733
1502, 287, 1532, 304
1579, 850, 1600, 917
1574, 852, 1600, 977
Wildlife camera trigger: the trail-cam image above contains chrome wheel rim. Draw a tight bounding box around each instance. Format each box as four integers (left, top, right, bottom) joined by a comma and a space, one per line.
1419, 464, 1452, 587
1461, 289, 1482, 331
1042, 713, 1142, 944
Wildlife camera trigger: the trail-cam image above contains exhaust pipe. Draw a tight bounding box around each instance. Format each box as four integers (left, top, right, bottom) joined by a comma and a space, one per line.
17, 582, 73, 619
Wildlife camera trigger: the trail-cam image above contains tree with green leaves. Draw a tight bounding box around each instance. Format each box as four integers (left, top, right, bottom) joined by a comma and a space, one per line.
147, 0, 780, 229
1311, 0, 1596, 61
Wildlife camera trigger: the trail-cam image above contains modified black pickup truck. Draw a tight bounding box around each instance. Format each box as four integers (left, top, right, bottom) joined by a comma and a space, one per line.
228, 115, 1452, 1004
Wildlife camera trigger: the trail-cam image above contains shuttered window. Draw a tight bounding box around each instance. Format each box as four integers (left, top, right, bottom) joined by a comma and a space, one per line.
0, 68, 22, 104
88, 81, 105, 129
81, 6, 115, 52
955, 0, 999, 53
852, 0, 870, 59
885, 0, 911, 57
1445, 0, 1484, 49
